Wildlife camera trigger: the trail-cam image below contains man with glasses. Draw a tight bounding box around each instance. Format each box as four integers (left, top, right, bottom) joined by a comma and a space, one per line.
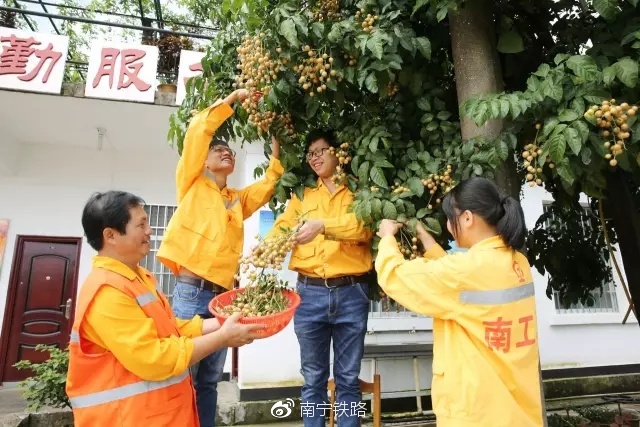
263, 129, 373, 427
156, 88, 283, 427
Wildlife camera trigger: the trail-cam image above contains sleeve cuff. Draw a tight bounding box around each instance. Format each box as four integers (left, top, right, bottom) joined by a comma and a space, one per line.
267, 156, 285, 177
204, 100, 234, 126
424, 244, 447, 260
378, 235, 401, 256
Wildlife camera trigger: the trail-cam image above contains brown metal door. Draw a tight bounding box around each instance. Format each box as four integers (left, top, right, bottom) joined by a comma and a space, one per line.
0, 236, 81, 382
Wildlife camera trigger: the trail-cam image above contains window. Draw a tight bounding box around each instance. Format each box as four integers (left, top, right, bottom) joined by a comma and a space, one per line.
542, 203, 620, 314
141, 204, 178, 299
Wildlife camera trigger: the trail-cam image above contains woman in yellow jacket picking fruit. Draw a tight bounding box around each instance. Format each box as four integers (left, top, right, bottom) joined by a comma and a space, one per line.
376, 176, 544, 427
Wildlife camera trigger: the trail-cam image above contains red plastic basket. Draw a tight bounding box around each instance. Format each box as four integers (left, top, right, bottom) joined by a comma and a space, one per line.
208, 288, 301, 339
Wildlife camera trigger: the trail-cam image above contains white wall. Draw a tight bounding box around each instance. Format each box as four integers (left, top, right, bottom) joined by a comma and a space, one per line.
0, 142, 181, 336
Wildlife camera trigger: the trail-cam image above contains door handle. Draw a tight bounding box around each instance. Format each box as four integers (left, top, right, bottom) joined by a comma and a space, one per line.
60, 298, 72, 319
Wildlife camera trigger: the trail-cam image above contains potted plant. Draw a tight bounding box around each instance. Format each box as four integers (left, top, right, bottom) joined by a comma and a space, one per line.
154, 31, 194, 93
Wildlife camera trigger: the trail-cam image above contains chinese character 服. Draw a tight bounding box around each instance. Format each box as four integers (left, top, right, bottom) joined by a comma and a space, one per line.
483, 317, 512, 353
91, 47, 151, 91
0, 35, 62, 83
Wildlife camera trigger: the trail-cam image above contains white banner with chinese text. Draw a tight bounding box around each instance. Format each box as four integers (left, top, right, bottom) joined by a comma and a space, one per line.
0, 28, 69, 94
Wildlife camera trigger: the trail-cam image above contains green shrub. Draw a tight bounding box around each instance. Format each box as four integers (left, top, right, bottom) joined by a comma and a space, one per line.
13, 344, 70, 412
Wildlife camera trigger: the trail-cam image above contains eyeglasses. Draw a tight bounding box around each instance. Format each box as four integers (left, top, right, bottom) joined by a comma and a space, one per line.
306, 147, 331, 161
212, 146, 236, 157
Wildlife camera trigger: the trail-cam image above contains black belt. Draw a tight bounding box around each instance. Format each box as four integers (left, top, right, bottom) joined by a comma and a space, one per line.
176, 276, 227, 293
297, 273, 368, 288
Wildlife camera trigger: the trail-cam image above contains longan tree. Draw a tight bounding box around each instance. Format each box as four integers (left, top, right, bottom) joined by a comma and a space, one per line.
168, 0, 640, 313
462, 0, 640, 320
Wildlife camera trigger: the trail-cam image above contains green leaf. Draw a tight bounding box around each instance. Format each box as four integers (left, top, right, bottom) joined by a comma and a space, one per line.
566, 55, 599, 79
365, 73, 378, 93
366, 32, 384, 60
327, 22, 344, 43
592, 0, 619, 21
558, 109, 580, 122
311, 22, 324, 38
416, 208, 428, 218
306, 97, 320, 118
424, 217, 442, 235
382, 200, 397, 219
414, 37, 431, 60
371, 199, 382, 219
542, 117, 560, 138
549, 134, 566, 163
279, 19, 299, 48
564, 127, 582, 156
603, 65, 616, 85
556, 162, 575, 185
612, 57, 639, 87
497, 30, 524, 54
572, 121, 590, 143
412, 0, 428, 15
436, 6, 448, 22
370, 166, 387, 188
495, 138, 509, 161
581, 147, 592, 165
279, 172, 298, 187
357, 161, 370, 183
407, 177, 424, 197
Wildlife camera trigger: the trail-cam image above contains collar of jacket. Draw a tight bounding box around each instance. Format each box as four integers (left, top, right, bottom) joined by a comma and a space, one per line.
468, 235, 507, 252
92, 255, 154, 282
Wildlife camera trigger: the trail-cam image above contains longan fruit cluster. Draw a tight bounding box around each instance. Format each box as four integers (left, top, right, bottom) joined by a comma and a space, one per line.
343, 53, 357, 67
234, 34, 283, 133
251, 111, 278, 136
329, 142, 351, 184
278, 112, 296, 137
312, 0, 340, 21
239, 231, 297, 274
295, 46, 338, 96
585, 99, 638, 167
234, 34, 280, 93
355, 9, 378, 33
397, 228, 422, 260
422, 165, 454, 209
522, 140, 546, 188
392, 183, 410, 194
387, 82, 399, 97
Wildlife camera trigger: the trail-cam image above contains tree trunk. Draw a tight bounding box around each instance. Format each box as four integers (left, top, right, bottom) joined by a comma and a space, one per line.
449, 3, 546, 424
449, 0, 519, 198
605, 169, 640, 326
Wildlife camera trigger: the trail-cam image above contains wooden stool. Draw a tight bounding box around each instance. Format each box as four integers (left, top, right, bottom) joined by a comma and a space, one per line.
328, 374, 381, 427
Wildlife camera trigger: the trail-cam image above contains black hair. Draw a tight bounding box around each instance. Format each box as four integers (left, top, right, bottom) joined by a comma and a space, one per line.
304, 128, 339, 153
442, 177, 527, 250
209, 137, 228, 150
81, 191, 146, 251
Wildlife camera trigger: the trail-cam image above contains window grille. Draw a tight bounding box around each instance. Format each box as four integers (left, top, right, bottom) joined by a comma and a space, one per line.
542, 204, 619, 314
140, 204, 178, 299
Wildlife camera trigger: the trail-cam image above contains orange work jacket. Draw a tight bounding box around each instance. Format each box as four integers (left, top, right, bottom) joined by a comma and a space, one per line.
65, 267, 199, 426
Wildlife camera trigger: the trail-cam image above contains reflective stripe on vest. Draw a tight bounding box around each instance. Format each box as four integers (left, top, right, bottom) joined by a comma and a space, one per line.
69, 369, 190, 409
459, 282, 534, 305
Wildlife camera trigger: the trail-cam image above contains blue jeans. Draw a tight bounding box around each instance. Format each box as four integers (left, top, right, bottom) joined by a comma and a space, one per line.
172, 281, 227, 427
294, 280, 370, 427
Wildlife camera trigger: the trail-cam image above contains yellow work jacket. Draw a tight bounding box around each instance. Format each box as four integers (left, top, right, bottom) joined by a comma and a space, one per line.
265, 179, 373, 278
376, 235, 544, 427
157, 100, 284, 290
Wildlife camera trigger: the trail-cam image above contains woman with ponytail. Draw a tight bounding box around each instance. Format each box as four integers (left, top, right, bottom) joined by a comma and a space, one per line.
375, 177, 543, 427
